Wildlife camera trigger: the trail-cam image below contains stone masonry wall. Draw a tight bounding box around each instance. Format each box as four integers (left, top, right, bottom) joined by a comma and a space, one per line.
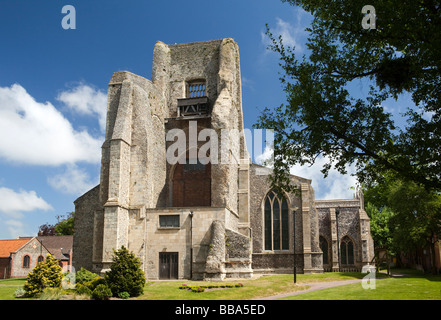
73, 185, 101, 272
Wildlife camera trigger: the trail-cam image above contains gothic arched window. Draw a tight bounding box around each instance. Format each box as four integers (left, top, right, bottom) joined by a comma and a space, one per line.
37, 255, 44, 264
264, 189, 289, 251
319, 236, 329, 265
22, 255, 30, 268
340, 236, 355, 265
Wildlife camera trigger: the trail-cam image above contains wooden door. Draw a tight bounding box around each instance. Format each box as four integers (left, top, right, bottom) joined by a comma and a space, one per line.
159, 252, 178, 279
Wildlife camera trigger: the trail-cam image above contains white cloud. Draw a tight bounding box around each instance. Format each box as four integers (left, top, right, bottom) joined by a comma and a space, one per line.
3, 219, 26, 238
256, 146, 358, 200
261, 8, 311, 54
57, 84, 107, 132
290, 156, 357, 200
0, 84, 103, 166
0, 187, 53, 217
274, 17, 302, 49
47, 164, 99, 195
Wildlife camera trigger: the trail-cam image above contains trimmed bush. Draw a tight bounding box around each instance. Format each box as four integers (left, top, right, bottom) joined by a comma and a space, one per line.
104, 246, 146, 297
75, 283, 93, 296
118, 291, 130, 299
75, 267, 99, 284
23, 254, 63, 297
83, 275, 105, 291
92, 284, 112, 300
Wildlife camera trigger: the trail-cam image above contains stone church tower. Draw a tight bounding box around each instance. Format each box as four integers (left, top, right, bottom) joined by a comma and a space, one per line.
73, 39, 374, 280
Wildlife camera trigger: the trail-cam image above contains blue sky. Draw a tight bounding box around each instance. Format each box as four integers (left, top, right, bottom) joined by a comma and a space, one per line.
0, 1, 412, 239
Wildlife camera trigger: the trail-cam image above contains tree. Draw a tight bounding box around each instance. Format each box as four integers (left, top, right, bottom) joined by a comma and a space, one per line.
387, 180, 441, 274
54, 212, 75, 235
365, 202, 394, 249
37, 223, 56, 236
255, 0, 441, 193
104, 246, 146, 298
364, 174, 441, 274
38, 212, 75, 236
23, 254, 63, 296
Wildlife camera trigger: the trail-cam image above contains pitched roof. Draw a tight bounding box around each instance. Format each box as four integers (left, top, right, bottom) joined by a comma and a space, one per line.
37, 236, 73, 260
0, 238, 32, 257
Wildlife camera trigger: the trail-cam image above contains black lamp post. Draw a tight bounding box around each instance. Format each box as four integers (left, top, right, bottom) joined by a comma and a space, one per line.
189, 211, 194, 279
335, 208, 341, 272
292, 207, 298, 284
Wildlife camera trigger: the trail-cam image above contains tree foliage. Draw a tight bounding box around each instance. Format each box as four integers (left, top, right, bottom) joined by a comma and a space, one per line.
387, 180, 441, 254
54, 212, 75, 235
23, 254, 63, 297
364, 173, 441, 273
104, 246, 146, 298
365, 202, 394, 249
38, 212, 74, 236
255, 0, 441, 193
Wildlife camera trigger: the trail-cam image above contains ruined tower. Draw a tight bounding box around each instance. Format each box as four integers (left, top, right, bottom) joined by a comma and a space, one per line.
73, 39, 374, 280
73, 39, 253, 280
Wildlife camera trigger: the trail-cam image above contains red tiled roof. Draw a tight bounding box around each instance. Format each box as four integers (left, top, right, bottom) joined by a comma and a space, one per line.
0, 238, 32, 257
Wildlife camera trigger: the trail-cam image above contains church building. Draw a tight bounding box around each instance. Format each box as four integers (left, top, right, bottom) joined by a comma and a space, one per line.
73, 39, 374, 280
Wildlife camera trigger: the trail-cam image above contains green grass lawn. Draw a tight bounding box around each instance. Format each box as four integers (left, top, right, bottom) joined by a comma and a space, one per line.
137, 274, 308, 300
0, 278, 26, 300
280, 270, 441, 300
1, 270, 439, 300
137, 272, 383, 300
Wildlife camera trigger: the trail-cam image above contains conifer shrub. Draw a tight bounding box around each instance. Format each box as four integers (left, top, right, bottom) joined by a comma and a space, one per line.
118, 291, 130, 299
104, 246, 146, 298
75, 283, 93, 297
23, 254, 63, 297
83, 275, 106, 291
75, 267, 99, 284
91, 284, 112, 300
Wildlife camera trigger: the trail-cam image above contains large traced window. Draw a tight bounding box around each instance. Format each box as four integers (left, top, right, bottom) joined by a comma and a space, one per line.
264, 189, 289, 251
340, 236, 355, 265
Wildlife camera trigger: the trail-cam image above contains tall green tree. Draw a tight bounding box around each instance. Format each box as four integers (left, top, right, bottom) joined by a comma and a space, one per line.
387, 180, 441, 274
255, 0, 441, 193
365, 202, 394, 249
104, 246, 146, 298
23, 254, 63, 296
364, 174, 441, 274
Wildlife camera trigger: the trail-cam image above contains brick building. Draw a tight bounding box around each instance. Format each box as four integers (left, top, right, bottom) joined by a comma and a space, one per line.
73, 39, 374, 280
0, 236, 73, 279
